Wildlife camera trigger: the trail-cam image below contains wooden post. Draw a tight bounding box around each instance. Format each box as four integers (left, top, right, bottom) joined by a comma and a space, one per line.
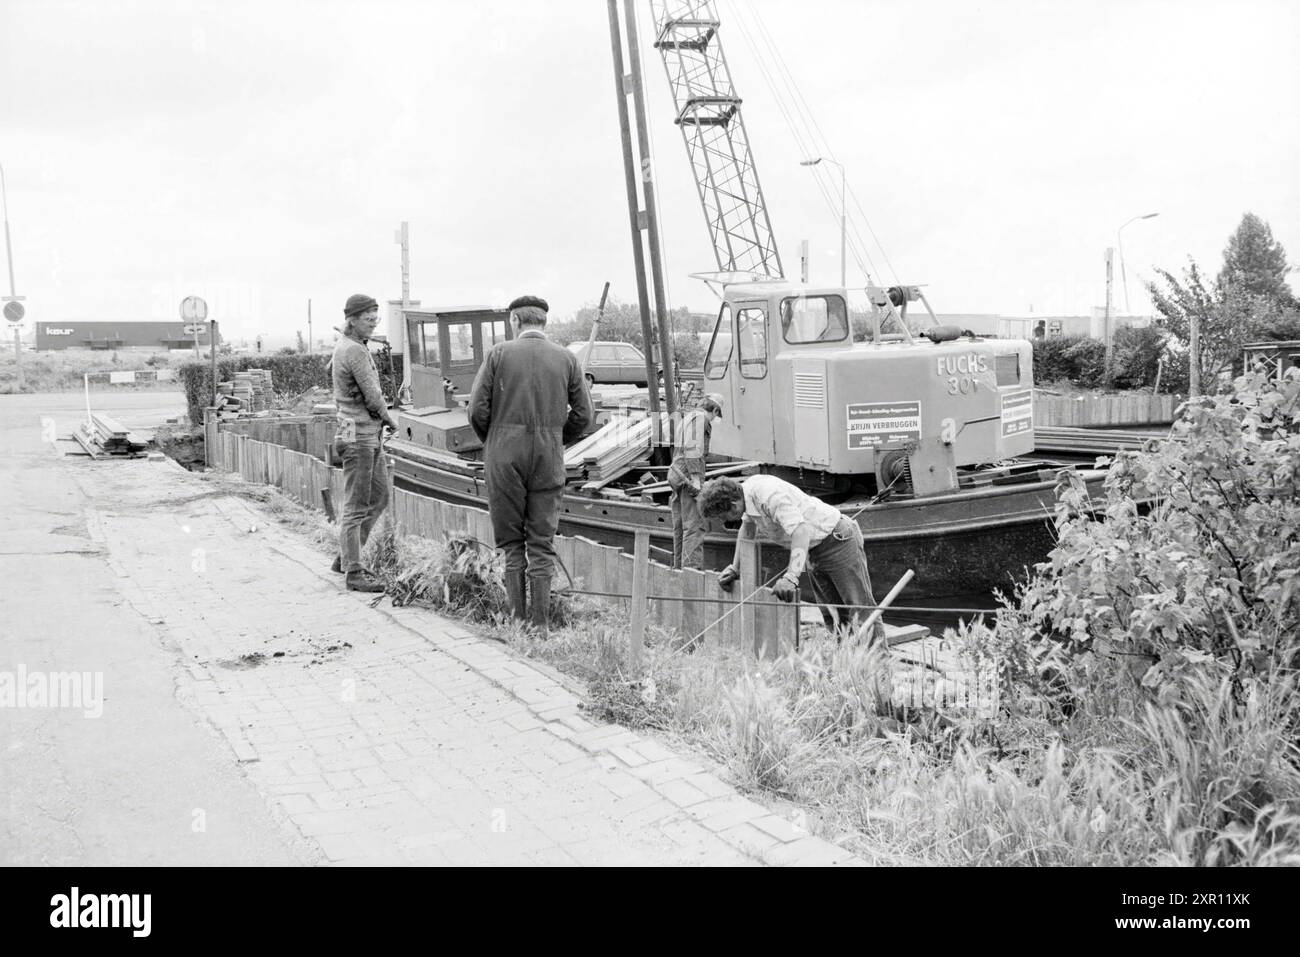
629, 529, 650, 673
739, 533, 760, 657
1189, 308, 1201, 397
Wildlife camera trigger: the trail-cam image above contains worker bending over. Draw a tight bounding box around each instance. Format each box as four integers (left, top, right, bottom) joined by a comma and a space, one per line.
667, 396, 722, 570
468, 295, 592, 636
698, 474, 887, 644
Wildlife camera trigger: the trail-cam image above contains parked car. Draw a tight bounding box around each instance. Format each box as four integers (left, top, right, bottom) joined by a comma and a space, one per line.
567, 340, 661, 387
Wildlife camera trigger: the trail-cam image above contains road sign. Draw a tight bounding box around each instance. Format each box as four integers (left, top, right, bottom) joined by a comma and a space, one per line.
183, 323, 206, 335
3, 301, 24, 323
180, 296, 208, 322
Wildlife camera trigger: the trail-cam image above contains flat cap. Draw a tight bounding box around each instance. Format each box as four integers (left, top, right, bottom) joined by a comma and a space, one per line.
508, 295, 549, 313
344, 293, 379, 317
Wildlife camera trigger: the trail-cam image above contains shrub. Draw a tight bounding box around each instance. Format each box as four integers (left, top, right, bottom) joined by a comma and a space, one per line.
1032, 334, 1107, 386
178, 353, 331, 424
1111, 325, 1167, 389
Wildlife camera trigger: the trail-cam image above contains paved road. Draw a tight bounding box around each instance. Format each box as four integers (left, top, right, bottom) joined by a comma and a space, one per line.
0, 391, 855, 866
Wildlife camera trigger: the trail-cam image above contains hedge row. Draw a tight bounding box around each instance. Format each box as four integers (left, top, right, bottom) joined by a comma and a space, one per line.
1031, 327, 1168, 390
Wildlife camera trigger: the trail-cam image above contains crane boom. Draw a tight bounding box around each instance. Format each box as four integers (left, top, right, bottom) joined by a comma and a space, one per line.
650, 1, 783, 280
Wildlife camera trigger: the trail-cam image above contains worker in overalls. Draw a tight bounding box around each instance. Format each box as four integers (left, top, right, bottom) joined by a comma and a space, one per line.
698, 474, 887, 644
331, 293, 398, 592
468, 295, 592, 636
668, 396, 722, 569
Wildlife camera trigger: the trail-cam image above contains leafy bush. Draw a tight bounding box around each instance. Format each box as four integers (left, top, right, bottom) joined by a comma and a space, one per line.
178, 353, 331, 424
1031, 334, 1107, 386
1111, 325, 1168, 389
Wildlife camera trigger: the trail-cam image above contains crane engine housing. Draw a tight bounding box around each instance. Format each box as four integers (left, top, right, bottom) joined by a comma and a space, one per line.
701, 282, 1035, 494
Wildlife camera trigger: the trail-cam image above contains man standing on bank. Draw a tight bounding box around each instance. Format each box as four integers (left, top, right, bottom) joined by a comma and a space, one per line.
468, 296, 592, 636
668, 396, 722, 569
332, 293, 398, 593
698, 474, 887, 644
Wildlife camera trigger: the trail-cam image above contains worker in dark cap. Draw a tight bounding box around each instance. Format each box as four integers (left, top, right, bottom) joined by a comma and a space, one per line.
468, 295, 592, 636
668, 394, 722, 569
331, 293, 398, 592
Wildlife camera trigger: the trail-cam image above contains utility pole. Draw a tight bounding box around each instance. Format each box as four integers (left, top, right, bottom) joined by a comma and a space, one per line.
799, 240, 809, 284
0, 162, 23, 390
395, 221, 412, 404
621, 0, 677, 425
1103, 246, 1115, 387
607, 0, 663, 439
307, 298, 312, 353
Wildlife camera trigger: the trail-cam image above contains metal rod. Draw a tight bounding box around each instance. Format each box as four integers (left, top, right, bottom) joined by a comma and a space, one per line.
607, 0, 663, 439
623, 0, 678, 425
582, 281, 611, 376
555, 585, 992, 615
853, 568, 915, 643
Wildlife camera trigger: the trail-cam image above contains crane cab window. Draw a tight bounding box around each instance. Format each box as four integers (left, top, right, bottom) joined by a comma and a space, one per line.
781, 295, 848, 344
704, 304, 733, 380
737, 306, 768, 379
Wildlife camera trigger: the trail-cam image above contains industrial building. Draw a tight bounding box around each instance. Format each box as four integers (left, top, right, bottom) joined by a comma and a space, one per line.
34, 320, 218, 351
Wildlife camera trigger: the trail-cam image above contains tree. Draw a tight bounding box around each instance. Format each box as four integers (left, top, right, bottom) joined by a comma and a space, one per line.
1149, 257, 1300, 390
1217, 212, 1296, 307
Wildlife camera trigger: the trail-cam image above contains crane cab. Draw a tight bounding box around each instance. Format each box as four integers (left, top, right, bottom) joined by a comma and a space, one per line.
700, 282, 1036, 493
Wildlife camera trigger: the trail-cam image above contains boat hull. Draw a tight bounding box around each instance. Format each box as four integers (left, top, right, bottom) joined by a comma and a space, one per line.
387, 447, 1095, 601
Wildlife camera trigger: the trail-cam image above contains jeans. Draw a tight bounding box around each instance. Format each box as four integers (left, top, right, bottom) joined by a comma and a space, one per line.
338, 437, 390, 573
670, 484, 706, 569
806, 518, 886, 643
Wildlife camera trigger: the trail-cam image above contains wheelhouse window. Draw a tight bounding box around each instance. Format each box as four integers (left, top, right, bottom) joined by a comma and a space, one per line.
704, 304, 732, 380
736, 306, 768, 379
781, 295, 848, 344
414, 322, 440, 368
447, 322, 475, 365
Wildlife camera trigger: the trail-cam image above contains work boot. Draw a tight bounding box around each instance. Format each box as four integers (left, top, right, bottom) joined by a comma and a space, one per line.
331, 555, 343, 574
505, 570, 527, 622
345, 570, 385, 593
528, 577, 551, 639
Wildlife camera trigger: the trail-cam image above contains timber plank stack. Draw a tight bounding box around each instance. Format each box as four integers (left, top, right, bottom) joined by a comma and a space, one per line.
564, 413, 663, 484
75, 413, 150, 458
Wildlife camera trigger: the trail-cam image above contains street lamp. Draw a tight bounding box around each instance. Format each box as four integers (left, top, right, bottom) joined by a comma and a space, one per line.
800, 156, 846, 289
1118, 212, 1159, 313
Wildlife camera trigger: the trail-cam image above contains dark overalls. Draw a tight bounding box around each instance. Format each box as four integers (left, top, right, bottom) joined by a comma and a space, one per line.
468, 330, 592, 620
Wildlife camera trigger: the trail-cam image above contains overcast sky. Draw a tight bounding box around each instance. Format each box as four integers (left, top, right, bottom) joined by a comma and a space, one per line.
2, 0, 1297, 343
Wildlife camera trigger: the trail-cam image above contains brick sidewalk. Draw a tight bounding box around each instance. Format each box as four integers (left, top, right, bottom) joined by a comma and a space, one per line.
82, 461, 860, 866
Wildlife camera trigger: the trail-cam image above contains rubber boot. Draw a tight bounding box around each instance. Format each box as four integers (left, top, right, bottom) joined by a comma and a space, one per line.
346, 570, 385, 593
528, 577, 551, 639
506, 570, 527, 622
331, 555, 343, 574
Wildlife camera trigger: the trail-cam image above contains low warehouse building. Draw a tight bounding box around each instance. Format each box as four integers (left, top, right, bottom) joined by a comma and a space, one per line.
35, 321, 219, 351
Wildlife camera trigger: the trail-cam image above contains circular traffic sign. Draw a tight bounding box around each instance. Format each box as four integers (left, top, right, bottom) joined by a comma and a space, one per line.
180, 296, 208, 321
3, 301, 24, 323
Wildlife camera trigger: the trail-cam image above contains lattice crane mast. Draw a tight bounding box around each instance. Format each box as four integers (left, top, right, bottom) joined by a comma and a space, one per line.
650, 1, 783, 280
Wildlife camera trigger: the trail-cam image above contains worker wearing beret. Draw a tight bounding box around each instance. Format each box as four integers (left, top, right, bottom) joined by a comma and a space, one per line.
468, 296, 593, 635
331, 293, 398, 592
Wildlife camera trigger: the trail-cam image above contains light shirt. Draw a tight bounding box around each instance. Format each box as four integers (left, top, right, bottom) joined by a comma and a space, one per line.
674, 408, 712, 461
741, 474, 842, 548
